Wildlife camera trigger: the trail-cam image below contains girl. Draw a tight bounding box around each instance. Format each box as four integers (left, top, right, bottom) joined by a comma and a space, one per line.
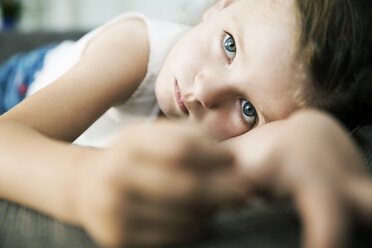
0, 0, 371, 247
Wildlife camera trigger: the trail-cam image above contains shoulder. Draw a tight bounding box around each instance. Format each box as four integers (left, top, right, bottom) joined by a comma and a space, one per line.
83, 16, 149, 57
79, 16, 150, 96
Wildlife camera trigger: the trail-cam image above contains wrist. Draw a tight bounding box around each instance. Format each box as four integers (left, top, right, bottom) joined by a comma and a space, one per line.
60, 146, 106, 227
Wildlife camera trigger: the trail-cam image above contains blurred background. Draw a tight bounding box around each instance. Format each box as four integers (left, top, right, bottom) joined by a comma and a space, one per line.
0, 0, 216, 32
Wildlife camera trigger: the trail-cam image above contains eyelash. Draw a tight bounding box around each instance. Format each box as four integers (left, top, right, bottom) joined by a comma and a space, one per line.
218, 32, 258, 132
219, 32, 258, 130
247, 113, 258, 129
240, 99, 258, 129
219, 31, 234, 64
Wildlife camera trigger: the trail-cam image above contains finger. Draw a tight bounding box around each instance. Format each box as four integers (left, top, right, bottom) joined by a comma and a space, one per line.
125, 198, 208, 228
198, 171, 247, 206
179, 142, 235, 172
142, 139, 234, 172
124, 165, 204, 205
123, 121, 234, 172
125, 163, 246, 207
295, 184, 350, 248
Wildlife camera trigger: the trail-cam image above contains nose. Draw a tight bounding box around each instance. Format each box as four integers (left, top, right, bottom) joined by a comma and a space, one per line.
191, 72, 230, 109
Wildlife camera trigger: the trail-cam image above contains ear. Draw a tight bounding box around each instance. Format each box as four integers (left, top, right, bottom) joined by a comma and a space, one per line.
202, 0, 238, 21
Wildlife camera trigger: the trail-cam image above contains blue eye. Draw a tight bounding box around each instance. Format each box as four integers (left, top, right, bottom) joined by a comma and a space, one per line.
241, 99, 256, 125
223, 33, 236, 61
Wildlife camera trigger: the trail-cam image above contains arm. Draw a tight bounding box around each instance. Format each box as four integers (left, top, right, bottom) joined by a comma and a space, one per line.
0, 18, 243, 247
227, 110, 372, 248
1, 17, 149, 142
0, 120, 244, 247
0, 121, 98, 225
0, 17, 149, 212
0, 17, 149, 236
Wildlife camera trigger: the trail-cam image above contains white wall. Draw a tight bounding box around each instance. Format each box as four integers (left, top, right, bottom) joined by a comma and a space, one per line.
18, 0, 216, 31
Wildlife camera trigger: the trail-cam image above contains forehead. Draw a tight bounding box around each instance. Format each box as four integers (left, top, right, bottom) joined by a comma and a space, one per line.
223, 0, 305, 120
229, 0, 298, 19
225, 0, 299, 56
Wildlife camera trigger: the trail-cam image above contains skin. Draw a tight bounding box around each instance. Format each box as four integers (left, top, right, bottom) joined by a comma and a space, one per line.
0, 7, 244, 247
227, 110, 372, 248
155, 0, 308, 139
1, 18, 150, 142
77, 122, 245, 246
0, 0, 371, 247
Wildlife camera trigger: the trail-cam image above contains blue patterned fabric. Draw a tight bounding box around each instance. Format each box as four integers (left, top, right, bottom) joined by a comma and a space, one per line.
0, 43, 58, 115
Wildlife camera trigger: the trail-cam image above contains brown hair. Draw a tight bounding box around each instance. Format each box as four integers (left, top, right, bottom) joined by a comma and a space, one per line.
296, 0, 372, 130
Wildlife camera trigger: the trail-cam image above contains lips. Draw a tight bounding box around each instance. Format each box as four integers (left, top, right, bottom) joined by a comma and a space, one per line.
174, 80, 189, 115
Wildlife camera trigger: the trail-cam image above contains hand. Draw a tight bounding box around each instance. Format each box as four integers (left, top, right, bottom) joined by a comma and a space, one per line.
227, 110, 372, 248
76, 120, 245, 247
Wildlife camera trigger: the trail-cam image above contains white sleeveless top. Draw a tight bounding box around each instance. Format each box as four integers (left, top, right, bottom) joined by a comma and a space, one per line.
27, 12, 191, 147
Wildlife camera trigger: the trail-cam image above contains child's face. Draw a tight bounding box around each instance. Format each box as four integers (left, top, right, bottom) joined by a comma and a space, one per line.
155, 0, 308, 139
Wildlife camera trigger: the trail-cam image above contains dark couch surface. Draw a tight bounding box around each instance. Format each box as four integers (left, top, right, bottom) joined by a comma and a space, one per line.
0, 31, 85, 64
0, 32, 371, 248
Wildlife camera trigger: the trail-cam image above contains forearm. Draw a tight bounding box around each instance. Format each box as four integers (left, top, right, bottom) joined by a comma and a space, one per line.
0, 120, 99, 226
228, 109, 368, 194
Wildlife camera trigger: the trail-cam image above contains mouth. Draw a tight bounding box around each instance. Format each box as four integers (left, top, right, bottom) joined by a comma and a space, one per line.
174, 80, 189, 115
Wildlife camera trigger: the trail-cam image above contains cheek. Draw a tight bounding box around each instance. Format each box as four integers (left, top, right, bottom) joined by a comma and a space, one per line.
169, 29, 209, 73
201, 109, 248, 140
155, 58, 177, 116
155, 65, 168, 96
